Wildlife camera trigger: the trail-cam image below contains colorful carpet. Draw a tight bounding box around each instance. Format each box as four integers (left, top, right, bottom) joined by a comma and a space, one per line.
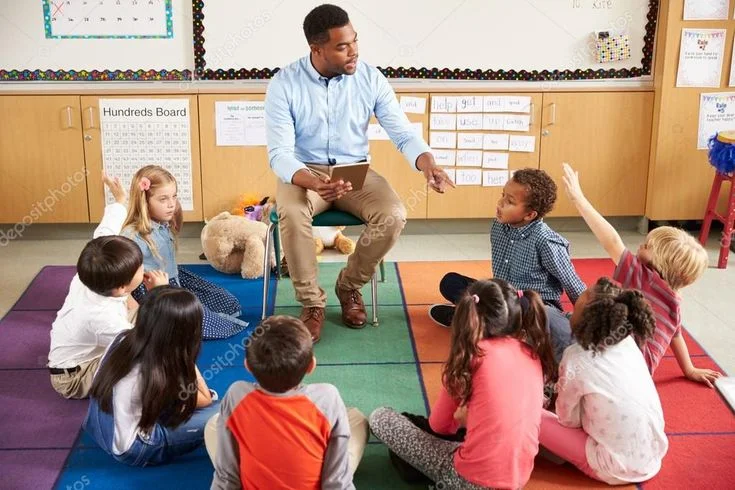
0, 260, 732, 489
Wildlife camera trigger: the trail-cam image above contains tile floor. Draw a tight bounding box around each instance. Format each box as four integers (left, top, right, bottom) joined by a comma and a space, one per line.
1, 220, 733, 375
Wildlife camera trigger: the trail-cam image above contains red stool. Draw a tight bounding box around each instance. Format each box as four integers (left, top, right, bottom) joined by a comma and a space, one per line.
698, 171, 735, 268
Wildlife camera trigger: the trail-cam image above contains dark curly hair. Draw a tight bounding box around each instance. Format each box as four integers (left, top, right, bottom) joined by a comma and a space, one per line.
574, 277, 656, 353
303, 4, 349, 45
511, 168, 557, 218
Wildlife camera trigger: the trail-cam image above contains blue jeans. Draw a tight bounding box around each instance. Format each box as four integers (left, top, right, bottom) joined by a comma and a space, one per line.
84, 398, 220, 467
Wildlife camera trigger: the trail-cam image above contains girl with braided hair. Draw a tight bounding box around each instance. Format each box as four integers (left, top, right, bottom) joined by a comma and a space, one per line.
539, 277, 668, 485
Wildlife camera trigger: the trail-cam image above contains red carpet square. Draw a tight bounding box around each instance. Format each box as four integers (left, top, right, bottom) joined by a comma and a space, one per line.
641, 434, 735, 489
654, 357, 735, 434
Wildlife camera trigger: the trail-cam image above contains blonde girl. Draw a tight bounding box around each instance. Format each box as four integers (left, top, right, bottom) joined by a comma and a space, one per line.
121, 165, 247, 339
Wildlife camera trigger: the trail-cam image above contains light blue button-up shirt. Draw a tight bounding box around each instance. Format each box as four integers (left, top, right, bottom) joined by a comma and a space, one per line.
265, 55, 431, 183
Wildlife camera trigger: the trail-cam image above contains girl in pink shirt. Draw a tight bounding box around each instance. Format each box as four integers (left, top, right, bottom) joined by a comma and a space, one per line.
370, 278, 556, 489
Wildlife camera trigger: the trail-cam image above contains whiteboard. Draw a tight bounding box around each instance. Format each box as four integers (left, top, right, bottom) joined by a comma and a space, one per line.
0, 0, 193, 78
198, 0, 656, 80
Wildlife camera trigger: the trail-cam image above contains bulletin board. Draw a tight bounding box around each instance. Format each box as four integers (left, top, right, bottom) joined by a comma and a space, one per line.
194, 0, 660, 81
0, 0, 193, 81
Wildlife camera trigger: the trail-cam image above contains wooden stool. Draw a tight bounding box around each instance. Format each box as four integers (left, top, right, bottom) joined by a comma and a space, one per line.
698, 169, 735, 269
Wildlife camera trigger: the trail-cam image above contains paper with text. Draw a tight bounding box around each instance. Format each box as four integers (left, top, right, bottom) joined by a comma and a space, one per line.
483, 114, 505, 130
431, 96, 457, 113
430, 131, 457, 148
430, 113, 457, 130
676, 29, 726, 87
483, 170, 509, 187
456, 169, 482, 186
456, 114, 484, 131
100, 98, 193, 211
456, 95, 484, 113
509, 135, 536, 153
400, 96, 427, 114
432, 149, 456, 166
503, 114, 531, 132
456, 150, 483, 167
483, 133, 510, 150
458, 133, 484, 149
482, 152, 510, 169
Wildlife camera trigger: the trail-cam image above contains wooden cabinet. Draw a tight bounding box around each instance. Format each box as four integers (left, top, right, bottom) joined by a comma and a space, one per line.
427, 93, 543, 218
80, 95, 204, 222
0, 95, 89, 223
198, 94, 276, 219
539, 92, 654, 217
368, 93, 429, 219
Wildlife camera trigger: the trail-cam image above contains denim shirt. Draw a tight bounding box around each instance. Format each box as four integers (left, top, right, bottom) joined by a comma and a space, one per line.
122, 222, 178, 280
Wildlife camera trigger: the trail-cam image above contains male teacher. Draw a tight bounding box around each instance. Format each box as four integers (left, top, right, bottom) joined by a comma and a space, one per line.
265, 4, 453, 342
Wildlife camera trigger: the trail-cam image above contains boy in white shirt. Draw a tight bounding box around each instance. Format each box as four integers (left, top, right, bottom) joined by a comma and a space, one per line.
47, 175, 167, 398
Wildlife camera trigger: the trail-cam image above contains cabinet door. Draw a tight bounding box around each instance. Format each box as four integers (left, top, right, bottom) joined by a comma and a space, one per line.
369, 93, 429, 219
539, 92, 653, 217
198, 94, 275, 219
81, 95, 204, 222
0, 95, 88, 223
427, 93, 542, 219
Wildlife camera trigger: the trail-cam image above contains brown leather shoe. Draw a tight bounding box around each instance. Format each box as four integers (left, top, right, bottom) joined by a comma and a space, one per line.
300, 307, 325, 343
335, 284, 367, 328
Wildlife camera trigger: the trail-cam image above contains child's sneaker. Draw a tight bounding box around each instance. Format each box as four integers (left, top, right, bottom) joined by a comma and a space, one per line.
429, 304, 455, 328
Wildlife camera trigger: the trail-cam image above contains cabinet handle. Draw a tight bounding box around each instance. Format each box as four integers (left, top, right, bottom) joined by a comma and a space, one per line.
85, 106, 98, 129
62, 106, 74, 129
548, 103, 557, 126
529, 102, 534, 126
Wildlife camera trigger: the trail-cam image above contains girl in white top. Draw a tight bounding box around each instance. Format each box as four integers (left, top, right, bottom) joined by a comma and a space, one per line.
539, 277, 668, 485
83, 286, 218, 466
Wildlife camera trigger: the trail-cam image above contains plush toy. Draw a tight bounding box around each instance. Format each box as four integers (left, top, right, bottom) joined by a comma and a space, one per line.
200, 211, 274, 279
313, 226, 355, 255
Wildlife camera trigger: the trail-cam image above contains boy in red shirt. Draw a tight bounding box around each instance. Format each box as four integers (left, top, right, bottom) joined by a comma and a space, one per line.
207, 316, 368, 489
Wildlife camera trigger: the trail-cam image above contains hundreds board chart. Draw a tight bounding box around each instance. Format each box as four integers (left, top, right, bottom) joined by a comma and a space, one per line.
99, 98, 194, 211
43, 0, 173, 38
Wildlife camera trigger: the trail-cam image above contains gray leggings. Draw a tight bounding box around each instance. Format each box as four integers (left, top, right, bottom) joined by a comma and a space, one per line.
369, 407, 493, 490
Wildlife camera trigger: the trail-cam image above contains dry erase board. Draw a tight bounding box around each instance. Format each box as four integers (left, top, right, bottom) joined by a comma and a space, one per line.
0, 0, 193, 81
195, 0, 658, 81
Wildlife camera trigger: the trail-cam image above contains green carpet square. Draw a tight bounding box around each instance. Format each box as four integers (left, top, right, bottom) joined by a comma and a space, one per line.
353, 443, 426, 489
274, 262, 404, 307
273, 305, 417, 364
306, 364, 427, 418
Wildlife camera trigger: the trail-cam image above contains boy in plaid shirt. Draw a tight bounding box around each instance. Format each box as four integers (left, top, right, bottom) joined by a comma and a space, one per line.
430, 168, 585, 362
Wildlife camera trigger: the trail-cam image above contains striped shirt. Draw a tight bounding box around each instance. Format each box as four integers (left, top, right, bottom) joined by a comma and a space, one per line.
613, 250, 681, 373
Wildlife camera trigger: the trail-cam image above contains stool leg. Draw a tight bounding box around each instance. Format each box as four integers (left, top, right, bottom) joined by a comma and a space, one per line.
699, 173, 724, 246
371, 272, 379, 326
262, 223, 274, 320
379, 260, 386, 282
718, 180, 735, 269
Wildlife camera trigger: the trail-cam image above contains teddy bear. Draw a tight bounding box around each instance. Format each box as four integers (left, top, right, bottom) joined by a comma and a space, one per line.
200, 211, 275, 279
313, 226, 355, 255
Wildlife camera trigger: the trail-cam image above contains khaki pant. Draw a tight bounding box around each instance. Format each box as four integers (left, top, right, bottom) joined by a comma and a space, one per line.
204, 407, 369, 475
277, 167, 406, 307
49, 356, 101, 399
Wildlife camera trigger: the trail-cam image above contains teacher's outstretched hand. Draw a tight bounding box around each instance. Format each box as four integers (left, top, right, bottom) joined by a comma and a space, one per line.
417, 153, 455, 193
